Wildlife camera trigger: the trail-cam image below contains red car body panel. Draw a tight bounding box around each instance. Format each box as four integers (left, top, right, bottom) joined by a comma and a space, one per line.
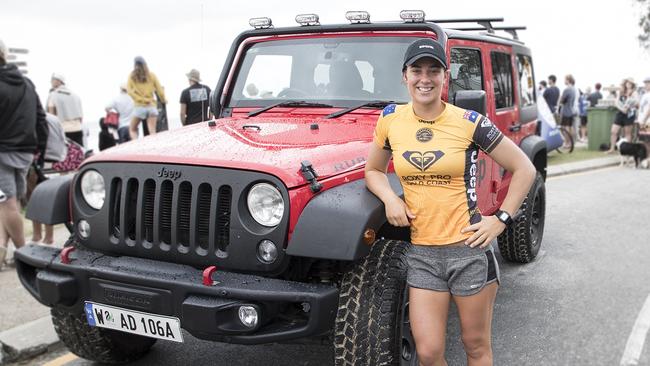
85, 110, 380, 189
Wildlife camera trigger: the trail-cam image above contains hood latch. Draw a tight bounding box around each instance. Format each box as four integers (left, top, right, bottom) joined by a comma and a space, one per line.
300, 161, 322, 193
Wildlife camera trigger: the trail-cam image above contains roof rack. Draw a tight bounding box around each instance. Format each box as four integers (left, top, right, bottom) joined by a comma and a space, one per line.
452, 26, 526, 40
426, 17, 525, 41
427, 18, 503, 32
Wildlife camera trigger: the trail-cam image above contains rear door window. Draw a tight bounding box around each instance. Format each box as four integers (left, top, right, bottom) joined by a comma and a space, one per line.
449, 48, 483, 98
516, 54, 535, 107
490, 51, 514, 109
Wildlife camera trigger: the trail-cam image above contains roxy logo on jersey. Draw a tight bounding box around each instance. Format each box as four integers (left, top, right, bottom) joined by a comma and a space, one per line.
480, 118, 492, 128
402, 150, 445, 172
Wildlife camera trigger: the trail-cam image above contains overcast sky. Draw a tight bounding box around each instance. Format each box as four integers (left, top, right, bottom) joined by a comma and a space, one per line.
2, 0, 649, 149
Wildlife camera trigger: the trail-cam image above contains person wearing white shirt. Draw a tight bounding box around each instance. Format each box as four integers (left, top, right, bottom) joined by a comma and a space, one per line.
105, 84, 134, 143
637, 77, 650, 130
47, 73, 84, 146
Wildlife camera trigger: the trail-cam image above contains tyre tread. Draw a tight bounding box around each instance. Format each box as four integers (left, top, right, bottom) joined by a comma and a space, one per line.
334, 239, 408, 366
498, 172, 545, 263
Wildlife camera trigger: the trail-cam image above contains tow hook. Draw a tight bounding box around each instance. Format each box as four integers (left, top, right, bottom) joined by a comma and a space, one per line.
202, 265, 219, 286
300, 161, 322, 193
60, 246, 76, 264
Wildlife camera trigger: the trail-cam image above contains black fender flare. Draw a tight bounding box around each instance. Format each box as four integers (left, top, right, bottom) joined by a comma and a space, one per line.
25, 174, 73, 225
519, 134, 547, 180
286, 174, 403, 261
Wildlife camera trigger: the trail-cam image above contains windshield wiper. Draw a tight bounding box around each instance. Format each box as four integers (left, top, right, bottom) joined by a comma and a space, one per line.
248, 101, 333, 118
323, 101, 396, 119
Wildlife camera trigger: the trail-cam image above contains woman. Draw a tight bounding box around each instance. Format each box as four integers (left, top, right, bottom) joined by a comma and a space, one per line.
127, 56, 167, 140
607, 78, 639, 153
365, 38, 536, 366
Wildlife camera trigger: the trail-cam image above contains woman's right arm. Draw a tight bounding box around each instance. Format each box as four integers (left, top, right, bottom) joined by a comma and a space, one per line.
365, 143, 415, 227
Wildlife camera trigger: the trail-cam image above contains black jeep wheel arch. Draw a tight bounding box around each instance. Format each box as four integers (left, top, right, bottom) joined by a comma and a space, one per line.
519, 134, 547, 179
287, 174, 406, 261
25, 174, 73, 226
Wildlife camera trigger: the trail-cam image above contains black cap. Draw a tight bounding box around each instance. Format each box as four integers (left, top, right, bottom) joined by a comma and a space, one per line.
403, 38, 447, 70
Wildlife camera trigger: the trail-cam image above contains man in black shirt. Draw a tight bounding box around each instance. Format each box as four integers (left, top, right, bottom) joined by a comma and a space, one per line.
0, 38, 48, 265
180, 69, 212, 125
543, 74, 560, 113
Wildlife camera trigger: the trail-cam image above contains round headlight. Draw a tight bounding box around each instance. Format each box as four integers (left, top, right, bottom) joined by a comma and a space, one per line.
80, 170, 105, 210
247, 183, 284, 227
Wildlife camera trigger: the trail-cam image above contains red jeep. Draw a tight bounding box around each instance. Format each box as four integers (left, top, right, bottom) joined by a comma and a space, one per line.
17, 11, 546, 365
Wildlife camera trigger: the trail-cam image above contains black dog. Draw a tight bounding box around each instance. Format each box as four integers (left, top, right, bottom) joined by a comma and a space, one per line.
616, 138, 648, 168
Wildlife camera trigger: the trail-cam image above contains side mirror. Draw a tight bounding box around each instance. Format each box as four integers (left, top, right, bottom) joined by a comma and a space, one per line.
209, 89, 221, 118
453, 90, 487, 116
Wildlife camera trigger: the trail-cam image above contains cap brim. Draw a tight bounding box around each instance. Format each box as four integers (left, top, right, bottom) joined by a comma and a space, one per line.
186, 74, 201, 82
405, 53, 447, 69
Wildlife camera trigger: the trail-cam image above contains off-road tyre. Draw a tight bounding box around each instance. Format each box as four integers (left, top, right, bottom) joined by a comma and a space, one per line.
498, 172, 546, 263
51, 307, 156, 364
333, 239, 410, 366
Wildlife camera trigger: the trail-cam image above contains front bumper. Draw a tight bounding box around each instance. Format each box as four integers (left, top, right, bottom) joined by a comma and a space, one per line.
15, 244, 339, 344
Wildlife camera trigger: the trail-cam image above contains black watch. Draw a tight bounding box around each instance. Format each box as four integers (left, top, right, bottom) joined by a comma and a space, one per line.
495, 210, 513, 226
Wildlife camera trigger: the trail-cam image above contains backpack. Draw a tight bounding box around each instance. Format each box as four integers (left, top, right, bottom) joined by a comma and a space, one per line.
104, 111, 119, 128
44, 113, 67, 162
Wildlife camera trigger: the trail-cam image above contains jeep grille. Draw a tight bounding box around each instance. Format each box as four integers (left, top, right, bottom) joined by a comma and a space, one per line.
109, 178, 232, 254
73, 163, 289, 271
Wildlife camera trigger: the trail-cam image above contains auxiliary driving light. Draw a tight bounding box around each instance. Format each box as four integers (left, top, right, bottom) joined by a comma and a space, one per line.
257, 240, 278, 264
400, 10, 426, 23
249, 17, 273, 29
345, 11, 370, 24
295, 14, 319, 26
238, 306, 259, 328
78, 220, 91, 239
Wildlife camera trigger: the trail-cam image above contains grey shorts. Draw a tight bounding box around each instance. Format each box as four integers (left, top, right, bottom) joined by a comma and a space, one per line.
406, 243, 500, 296
133, 105, 158, 120
0, 162, 28, 199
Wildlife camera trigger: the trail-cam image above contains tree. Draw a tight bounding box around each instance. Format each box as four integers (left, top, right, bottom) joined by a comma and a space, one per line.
638, 0, 650, 48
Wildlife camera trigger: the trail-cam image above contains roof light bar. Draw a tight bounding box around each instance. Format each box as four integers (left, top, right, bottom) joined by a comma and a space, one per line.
400, 10, 426, 23
249, 17, 273, 29
345, 11, 370, 24
296, 13, 320, 26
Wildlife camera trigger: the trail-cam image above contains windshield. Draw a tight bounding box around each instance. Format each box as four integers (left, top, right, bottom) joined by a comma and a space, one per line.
228, 36, 414, 108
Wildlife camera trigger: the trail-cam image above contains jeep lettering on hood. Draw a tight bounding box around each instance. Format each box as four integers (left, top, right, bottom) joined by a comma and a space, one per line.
86, 116, 376, 188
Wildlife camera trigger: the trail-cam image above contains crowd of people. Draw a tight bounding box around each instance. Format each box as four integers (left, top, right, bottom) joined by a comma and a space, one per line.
0, 37, 214, 268
538, 73, 650, 150
105, 58, 212, 148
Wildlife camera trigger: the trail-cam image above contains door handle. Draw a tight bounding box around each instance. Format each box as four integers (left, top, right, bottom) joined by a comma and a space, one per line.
508, 123, 522, 132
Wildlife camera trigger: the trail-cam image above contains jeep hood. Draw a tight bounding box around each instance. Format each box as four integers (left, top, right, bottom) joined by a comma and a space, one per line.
86, 117, 376, 188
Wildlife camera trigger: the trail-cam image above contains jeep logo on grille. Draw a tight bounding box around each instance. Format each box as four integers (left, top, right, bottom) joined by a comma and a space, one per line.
157, 167, 182, 180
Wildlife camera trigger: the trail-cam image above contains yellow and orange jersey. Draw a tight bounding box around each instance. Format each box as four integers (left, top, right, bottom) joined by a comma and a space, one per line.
373, 102, 503, 245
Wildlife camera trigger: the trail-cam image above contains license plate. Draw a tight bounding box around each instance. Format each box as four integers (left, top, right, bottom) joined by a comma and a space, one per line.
84, 301, 183, 343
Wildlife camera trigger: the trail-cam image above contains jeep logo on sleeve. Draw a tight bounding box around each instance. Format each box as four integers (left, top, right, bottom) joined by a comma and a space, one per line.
157, 167, 182, 180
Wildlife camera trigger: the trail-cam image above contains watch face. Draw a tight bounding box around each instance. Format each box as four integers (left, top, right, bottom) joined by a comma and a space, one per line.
497, 211, 511, 224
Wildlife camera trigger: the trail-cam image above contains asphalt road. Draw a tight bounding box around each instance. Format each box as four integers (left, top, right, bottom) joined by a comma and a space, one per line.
19, 166, 650, 366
